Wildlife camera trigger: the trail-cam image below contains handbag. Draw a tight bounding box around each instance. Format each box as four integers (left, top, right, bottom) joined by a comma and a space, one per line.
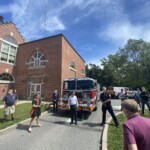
30, 107, 34, 115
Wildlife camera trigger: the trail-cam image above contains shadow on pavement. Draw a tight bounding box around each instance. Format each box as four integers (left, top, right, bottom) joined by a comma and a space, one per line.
82, 122, 101, 127
16, 123, 37, 131
49, 111, 91, 120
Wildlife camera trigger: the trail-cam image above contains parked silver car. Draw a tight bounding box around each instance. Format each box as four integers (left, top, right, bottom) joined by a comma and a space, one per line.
125, 87, 137, 99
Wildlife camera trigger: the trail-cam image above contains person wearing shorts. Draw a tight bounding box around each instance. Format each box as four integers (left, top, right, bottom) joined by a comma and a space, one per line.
3, 89, 17, 121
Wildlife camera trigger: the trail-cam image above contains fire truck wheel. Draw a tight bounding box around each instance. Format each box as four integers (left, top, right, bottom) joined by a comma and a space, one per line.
93, 106, 97, 111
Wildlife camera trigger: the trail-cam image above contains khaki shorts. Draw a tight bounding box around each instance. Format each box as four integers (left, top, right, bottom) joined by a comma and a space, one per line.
4, 105, 15, 115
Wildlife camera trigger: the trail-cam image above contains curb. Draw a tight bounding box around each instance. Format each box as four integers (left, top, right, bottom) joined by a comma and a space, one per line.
0, 111, 49, 134
101, 112, 122, 150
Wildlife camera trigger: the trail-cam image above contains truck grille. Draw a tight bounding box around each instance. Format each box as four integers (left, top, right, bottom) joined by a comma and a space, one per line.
75, 92, 83, 99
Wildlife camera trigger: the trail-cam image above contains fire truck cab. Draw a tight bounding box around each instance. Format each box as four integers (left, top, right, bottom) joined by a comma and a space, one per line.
58, 77, 100, 112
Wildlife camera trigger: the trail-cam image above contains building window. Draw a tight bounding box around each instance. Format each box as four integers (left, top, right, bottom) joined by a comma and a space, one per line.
28, 51, 47, 68
70, 62, 76, 69
3, 35, 17, 45
0, 73, 15, 83
0, 42, 17, 64
81, 69, 85, 75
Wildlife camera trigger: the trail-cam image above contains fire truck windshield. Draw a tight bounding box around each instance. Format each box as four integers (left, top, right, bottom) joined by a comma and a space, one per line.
63, 80, 95, 90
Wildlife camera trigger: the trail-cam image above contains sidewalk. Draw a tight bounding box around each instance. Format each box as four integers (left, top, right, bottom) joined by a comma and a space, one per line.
101, 111, 122, 150
1, 100, 119, 150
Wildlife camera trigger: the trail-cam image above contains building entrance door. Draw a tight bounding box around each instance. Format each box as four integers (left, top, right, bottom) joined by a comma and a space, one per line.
30, 84, 41, 98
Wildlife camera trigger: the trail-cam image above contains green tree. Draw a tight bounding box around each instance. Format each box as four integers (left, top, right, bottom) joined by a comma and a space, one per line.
86, 39, 150, 90
86, 64, 102, 84
119, 39, 150, 89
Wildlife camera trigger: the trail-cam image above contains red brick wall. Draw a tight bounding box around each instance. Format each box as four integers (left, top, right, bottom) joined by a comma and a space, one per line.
0, 23, 25, 44
0, 63, 15, 99
15, 34, 85, 100
0, 23, 85, 100
15, 35, 62, 99
61, 36, 85, 96
0, 23, 25, 99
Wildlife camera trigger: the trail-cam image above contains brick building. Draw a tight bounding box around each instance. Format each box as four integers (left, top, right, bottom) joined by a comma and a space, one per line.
0, 16, 85, 100
0, 16, 25, 99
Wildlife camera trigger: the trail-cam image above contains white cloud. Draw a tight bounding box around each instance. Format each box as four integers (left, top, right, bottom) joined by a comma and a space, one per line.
100, 21, 150, 46
2, 0, 123, 40
8, 0, 67, 39
85, 58, 101, 66
4, 0, 150, 46
41, 16, 65, 32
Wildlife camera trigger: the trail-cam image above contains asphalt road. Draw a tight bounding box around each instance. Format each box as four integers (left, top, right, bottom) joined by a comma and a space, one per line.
0, 99, 121, 150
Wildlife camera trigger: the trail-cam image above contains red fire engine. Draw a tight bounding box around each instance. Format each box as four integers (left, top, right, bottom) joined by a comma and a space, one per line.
58, 77, 100, 112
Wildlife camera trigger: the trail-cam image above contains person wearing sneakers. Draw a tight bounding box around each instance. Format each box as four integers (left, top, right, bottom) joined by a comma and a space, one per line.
100, 87, 119, 127
28, 94, 42, 132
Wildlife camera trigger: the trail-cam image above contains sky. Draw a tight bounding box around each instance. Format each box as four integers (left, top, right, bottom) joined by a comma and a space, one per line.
1, 0, 150, 66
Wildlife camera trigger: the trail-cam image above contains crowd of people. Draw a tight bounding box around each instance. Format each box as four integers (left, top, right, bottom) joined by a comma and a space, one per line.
111, 86, 150, 150
1, 86, 150, 149
118, 86, 150, 114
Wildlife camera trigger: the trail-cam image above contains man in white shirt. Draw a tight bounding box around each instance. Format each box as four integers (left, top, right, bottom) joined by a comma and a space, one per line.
68, 92, 78, 125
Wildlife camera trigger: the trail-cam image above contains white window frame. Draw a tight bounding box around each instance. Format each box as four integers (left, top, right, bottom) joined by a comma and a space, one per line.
0, 73, 15, 83
28, 51, 47, 68
69, 61, 76, 71
0, 39, 18, 65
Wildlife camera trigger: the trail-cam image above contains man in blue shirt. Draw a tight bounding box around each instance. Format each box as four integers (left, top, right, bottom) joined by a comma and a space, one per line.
3, 89, 17, 121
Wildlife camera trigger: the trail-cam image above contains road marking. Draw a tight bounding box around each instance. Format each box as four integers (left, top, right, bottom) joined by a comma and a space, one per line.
66, 118, 71, 123
113, 106, 121, 110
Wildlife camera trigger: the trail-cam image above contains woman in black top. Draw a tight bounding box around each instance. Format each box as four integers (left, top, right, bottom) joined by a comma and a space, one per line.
28, 94, 42, 132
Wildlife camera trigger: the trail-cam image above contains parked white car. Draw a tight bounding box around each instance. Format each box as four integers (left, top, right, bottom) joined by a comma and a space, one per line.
107, 86, 137, 99
107, 86, 126, 98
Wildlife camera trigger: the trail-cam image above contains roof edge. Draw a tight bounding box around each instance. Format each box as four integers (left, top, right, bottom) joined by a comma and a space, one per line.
19, 34, 85, 63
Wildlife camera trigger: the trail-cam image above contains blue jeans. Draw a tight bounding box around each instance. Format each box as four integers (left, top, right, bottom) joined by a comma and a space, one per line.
141, 100, 150, 114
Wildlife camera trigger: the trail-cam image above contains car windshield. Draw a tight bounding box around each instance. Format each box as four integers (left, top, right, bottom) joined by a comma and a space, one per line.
77, 80, 94, 90
63, 80, 95, 90
63, 81, 76, 90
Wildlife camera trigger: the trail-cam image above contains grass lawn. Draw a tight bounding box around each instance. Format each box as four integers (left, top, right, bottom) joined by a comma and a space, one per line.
0, 103, 50, 130
107, 110, 150, 150
0, 99, 3, 105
